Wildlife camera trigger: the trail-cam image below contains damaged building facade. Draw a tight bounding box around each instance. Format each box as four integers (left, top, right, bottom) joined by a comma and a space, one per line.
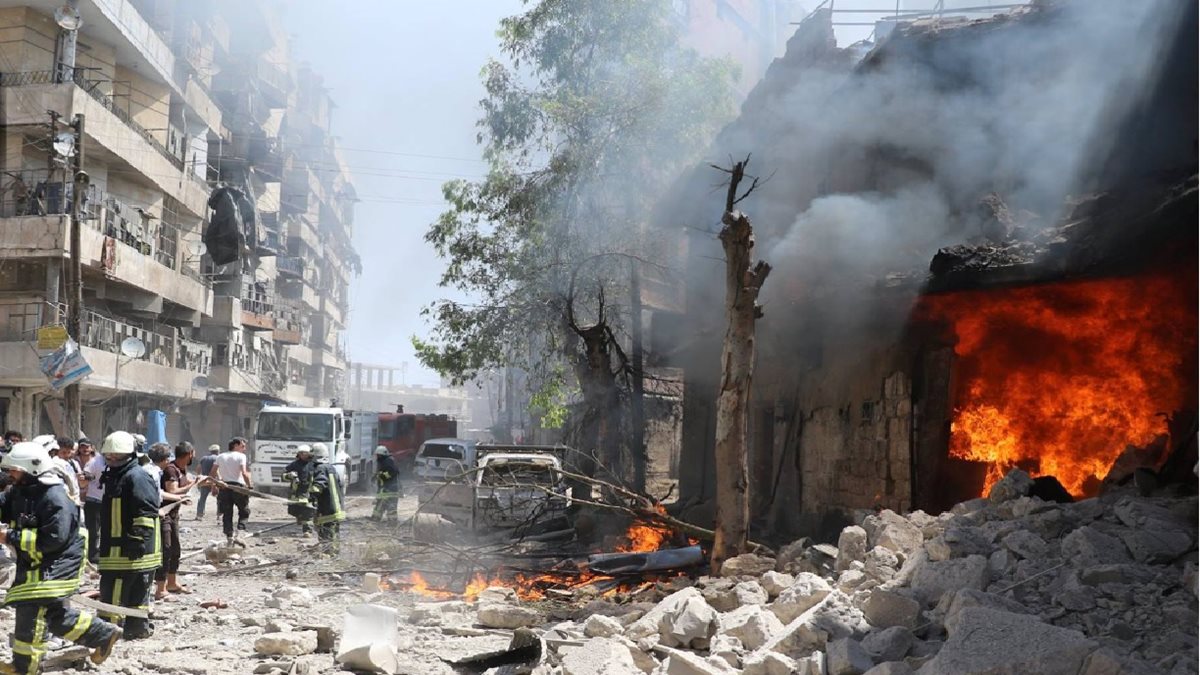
0, 0, 357, 442
666, 0, 1197, 535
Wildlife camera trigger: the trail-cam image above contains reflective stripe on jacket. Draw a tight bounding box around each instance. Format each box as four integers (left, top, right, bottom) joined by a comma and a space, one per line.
0, 480, 88, 604
310, 462, 345, 525
97, 458, 162, 572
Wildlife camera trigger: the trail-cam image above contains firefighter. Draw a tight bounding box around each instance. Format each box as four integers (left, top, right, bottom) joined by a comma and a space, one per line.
282, 445, 316, 534
96, 431, 161, 639
0, 442, 123, 674
371, 445, 402, 522
308, 443, 345, 554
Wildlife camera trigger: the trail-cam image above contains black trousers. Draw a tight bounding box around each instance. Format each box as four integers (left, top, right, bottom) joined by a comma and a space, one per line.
12, 599, 118, 674
83, 500, 102, 563
217, 486, 250, 537
98, 570, 154, 638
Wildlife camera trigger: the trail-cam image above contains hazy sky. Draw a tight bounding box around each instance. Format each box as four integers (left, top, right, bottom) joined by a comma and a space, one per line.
284, 1, 523, 387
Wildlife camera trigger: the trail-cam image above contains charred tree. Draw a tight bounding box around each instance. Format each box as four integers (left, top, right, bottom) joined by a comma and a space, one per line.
567, 276, 629, 491
711, 157, 771, 573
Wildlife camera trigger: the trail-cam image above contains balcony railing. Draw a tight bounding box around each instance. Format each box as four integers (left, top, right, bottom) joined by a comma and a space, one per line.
81, 309, 210, 374
276, 256, 304, 279
0, 69, 209, 192
240, 279, 274, 316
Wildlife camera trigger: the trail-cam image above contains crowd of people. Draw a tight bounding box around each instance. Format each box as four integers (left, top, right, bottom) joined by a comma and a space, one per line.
0, 428, 403, 674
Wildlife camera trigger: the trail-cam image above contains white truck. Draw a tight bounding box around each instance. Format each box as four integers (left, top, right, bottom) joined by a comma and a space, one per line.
251, 405, 376, 493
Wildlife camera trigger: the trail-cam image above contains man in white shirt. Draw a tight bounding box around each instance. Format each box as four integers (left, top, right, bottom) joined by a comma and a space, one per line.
82, 444, 107, 564
32, 435, 81, 509
209, 437, 253, 544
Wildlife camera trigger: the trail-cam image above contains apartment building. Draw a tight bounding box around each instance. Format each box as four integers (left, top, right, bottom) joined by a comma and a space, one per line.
0, 0, 357, 444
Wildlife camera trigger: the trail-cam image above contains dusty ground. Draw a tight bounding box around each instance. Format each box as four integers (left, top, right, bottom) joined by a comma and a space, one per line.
0, 485, 523, 675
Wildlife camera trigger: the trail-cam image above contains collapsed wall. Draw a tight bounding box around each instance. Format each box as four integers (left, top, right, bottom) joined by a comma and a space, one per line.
663, 0, 1198, 535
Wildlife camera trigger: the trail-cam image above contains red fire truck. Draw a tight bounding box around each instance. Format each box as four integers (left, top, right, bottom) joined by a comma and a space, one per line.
377, 405, 458, 472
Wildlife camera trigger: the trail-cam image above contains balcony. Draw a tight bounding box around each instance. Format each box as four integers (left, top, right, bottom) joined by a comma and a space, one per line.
0, 71, 210, 216
256, 212, 283, 257
81, 309, 210, 375
0, 171, 210, 314
249, 135, 284, 182
276, 256, 304, 280
239, 279, 275, 331
272, 298, 305, 345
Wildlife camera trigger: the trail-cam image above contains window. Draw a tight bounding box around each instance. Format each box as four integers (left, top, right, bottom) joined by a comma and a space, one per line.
256, 412, 333, 442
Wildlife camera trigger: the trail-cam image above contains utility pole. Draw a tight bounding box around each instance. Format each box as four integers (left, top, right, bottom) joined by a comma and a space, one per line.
65, 113, 87, 439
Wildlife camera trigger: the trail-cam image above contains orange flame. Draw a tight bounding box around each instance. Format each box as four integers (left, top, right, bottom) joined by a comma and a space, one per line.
397, 515, 688, 601
919, 272, 1197, 498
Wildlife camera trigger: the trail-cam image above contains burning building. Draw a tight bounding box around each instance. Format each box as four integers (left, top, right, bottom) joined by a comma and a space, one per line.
662, 0, 1197, 535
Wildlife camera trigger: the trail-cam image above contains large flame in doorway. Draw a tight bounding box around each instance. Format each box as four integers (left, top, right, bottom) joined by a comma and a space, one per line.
919, 271, 1197, 497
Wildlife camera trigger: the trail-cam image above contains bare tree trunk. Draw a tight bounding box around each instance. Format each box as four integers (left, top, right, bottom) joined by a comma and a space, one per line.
712, 158, 771, 574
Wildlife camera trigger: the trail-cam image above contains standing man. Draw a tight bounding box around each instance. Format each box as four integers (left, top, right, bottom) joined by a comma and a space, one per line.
194, 444, 219, 520
96, 431, 161, 640
51, 437, 83, 512
371, 445, 402, 522
81, 442, 106, 565
0, 441, 123, 673
283, 445, 315, 534
308, 443, 345, 554
152, 443, 195, 600
209, 437, 253, 545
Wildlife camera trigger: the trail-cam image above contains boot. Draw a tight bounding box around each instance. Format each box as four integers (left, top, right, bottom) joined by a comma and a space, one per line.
91, 626, 124, 664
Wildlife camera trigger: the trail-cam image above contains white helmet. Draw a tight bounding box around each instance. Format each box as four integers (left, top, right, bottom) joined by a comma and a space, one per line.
30, 434, 58, 451
296, 444, 313, 456
1, 441, 54, 475
311, 442, 329, 461
374, 445, 389, 457
101, 431, 137, 456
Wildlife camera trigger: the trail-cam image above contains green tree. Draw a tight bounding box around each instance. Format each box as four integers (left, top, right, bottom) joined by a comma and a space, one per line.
416, 0, 735, 483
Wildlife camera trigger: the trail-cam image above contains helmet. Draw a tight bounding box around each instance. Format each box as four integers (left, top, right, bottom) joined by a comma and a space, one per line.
30, 434, 58, 451
1, 441, 54, 475
101, 431, 137, 456
374, 445, 389, 457
311, 443, 329, 461
207, 444, 221, 454
296, 444, 312, 456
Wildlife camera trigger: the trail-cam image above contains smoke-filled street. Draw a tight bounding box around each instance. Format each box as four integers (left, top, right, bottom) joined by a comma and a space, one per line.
0, 0, 1195, 673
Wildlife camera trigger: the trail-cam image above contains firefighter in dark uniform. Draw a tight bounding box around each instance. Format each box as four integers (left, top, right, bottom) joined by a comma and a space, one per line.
370, 445, 402, 522
283, 445, 316, 534
0, 442, 123, 674
308, 443, 345, 554
96, 431, 161, 639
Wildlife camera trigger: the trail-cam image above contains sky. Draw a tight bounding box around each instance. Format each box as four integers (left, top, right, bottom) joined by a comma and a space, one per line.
283, 0, 524, 387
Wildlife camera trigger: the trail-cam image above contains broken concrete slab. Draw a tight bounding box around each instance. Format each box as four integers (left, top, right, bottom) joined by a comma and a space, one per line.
837, 527, 869, 572
861, 626, 913, 662
770, 573, 833, 623
560, 638, 642, 675
919, 607, 1098, 675
254, 631, 318, 657
716, 604, 785, 651
477, 602, 544, 629
910, 555, 989, 606
334, 644, 399, 674
861, 590, 921, 630
720, 553, 778, 578
763, 590, 869, 659
826, 637, 875, 675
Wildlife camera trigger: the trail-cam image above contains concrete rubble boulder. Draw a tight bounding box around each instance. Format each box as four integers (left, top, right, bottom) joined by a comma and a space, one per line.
862, 663, 913, 675
584, 614, 625, 638
477, 602, 544, 629
910, 554, 989, 606
759, 571, 795, 599
627, 588, 704, 642
769, 572, 833, 623
407, 601, 473, 626
988, 468, 1035, 502
561, 638, 643, 675
715, 604, 785, 651
861, 590, 921, 630
741, 650, 802, 675
662, 594, 720, 649
720, 553, 777, 578
763, 590, 868, 659
837, 526, 869, 572
254, 631, 319, 656
861, 626, 912, 663
866, 510, 925, 557
920, 607, 1098, 674
826, 637, 875, 675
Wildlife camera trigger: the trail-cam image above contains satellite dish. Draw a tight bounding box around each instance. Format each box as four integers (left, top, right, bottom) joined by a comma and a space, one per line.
187, 240, 207, 256
119, 336, 146, 359
53, 4, 82, 30
191, 375, 209, 389
52, 132, 75, 158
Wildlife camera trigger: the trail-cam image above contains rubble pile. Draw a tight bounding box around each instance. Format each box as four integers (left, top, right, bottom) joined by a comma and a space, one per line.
430, 470, 1196, 675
